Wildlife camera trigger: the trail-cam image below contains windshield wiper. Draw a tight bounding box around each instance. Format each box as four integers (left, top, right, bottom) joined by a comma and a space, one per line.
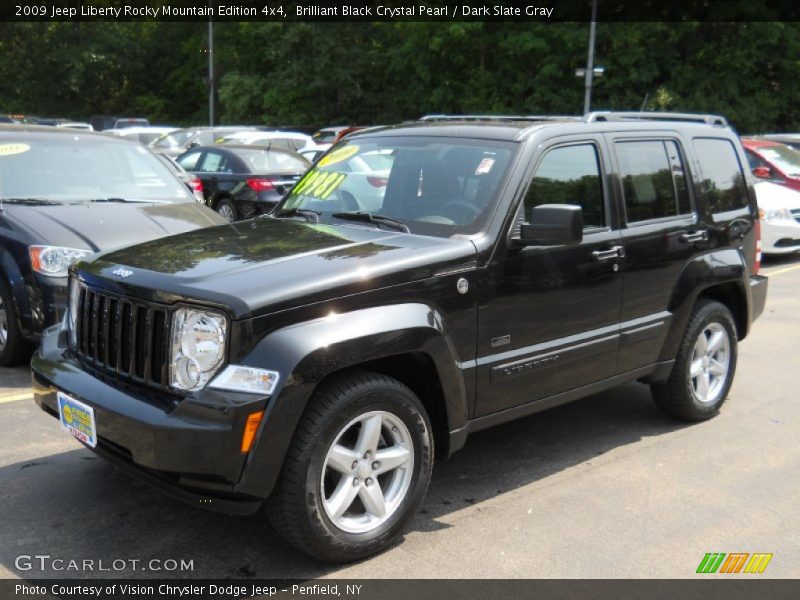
89, 197, 170, 204
272, 208, 320, 223
331, 212, 410, 233
0, 197, 61, 206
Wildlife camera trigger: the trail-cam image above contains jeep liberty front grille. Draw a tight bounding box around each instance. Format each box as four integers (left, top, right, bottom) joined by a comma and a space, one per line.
73, 284, 171, 389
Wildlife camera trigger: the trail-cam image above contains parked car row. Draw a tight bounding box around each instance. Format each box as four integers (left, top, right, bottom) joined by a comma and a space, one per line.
0, 124, 226, 365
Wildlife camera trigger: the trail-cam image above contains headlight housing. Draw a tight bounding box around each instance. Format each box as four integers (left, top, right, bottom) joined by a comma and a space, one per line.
29, 246, 93, 277
169, 308, 227, 392
761, 207, 794, 222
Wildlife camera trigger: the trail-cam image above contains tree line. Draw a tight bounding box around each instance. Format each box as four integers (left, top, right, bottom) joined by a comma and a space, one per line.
1, 21, 798, 134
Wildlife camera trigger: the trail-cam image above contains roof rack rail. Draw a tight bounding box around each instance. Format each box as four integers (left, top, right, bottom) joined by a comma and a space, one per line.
419, 114, 582, 122
584, 111, 728, 127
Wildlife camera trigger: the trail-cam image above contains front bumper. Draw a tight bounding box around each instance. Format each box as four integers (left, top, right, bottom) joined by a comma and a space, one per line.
750, 274, 768, 323
762, 220, 800, 254
31, 327, 268, 515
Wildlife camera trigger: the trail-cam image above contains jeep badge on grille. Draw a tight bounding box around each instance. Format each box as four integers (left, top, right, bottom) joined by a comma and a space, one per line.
112, 267, 133, 279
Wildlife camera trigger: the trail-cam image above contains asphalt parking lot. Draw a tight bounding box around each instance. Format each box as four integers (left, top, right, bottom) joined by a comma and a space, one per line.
1, 255, 798, 579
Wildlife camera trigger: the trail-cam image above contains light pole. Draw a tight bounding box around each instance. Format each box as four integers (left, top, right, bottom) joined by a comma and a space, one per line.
208, 19, 214, 126
583, 0, 598, 114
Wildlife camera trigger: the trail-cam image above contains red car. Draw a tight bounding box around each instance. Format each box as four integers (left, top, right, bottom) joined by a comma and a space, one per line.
741, 137, 800, 191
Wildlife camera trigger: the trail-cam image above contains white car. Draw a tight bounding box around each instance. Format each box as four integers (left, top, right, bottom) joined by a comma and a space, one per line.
107, 126, 178, 146
216, 130, 312, 151
755, 181, 800, 254
298, 143, 331, 163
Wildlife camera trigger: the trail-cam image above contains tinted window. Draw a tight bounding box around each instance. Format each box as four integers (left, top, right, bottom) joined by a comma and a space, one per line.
692, 138, 748, 212
616, 140, 691, 222
525, 144, 605, 228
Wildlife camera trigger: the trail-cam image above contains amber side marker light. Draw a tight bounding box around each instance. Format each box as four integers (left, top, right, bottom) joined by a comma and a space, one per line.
241, 411, 265, 453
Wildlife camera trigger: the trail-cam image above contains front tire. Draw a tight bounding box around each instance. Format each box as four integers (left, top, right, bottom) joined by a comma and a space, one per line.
651, 299, 737, 421
0, 275, 33, 367
266, 371, 434, 562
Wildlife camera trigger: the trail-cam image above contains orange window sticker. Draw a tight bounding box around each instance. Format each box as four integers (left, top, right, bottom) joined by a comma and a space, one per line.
0, 143, 30, 156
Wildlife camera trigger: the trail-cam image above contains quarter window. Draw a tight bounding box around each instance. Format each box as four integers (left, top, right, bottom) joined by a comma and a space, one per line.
176, 151, 201, 171
615, 140, 691, 223
692, 138, 748, 212
525, 144, 606, 229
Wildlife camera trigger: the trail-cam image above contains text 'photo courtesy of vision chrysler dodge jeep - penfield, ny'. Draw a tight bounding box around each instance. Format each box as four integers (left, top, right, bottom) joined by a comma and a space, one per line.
30, 112, 766, 562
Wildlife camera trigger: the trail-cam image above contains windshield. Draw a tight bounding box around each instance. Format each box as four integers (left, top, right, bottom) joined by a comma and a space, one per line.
278, 136, 517, 237
153, 130, 193, 148
0, 137, 193, 203
313, 130, 340, 144
758, 144, 800, 177
237, 149, 310, 173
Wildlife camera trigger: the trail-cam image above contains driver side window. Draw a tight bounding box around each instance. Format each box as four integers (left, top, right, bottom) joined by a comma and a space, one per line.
524, 144, 606, 229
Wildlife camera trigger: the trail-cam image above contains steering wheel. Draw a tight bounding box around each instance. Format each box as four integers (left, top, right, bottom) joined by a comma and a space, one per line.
440, 200, 481, 223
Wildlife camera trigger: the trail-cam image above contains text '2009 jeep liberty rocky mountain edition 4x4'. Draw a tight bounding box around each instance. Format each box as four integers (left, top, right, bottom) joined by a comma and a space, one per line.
33, 112, 767, 562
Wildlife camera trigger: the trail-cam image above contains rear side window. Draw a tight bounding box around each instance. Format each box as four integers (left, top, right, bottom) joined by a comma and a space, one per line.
692, 138, 748, 212
525, 144, 606, 229
198, 152, 226, 172
615, 140, 691, 223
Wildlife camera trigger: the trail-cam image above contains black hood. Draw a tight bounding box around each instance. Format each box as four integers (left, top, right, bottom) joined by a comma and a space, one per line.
4, 201, 225, 253
83, 217, 477, 319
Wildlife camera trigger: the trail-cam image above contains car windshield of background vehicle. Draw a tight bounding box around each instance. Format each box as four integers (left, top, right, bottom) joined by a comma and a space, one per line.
0, 138, 192, 203
238, 150, 309, 173
757, 145, 800, 177
279, 137, 517, 238
153, 130, 193, 148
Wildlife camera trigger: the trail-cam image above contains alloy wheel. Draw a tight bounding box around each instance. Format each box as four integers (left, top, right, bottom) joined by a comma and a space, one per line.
0, 296, 8, 350
689, 322, 731, 405
218, 203, 235, 222
320, 410, 414, 534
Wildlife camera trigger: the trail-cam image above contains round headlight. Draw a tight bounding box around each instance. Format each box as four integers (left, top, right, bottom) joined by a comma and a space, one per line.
170, 308, 227, 391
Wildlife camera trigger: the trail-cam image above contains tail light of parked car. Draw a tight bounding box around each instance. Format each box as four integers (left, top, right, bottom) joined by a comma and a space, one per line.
247, 178, 275, 192
367, 176, 388, 188
189, 177, 204, 202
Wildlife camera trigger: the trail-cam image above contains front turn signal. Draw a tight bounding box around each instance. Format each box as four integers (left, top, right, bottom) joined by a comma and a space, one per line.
240, 411, 265, 454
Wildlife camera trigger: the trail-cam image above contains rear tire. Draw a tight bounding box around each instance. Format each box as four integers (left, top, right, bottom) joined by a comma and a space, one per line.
266, 371, 434, 562
651, 299, 737, 421
0, 275, 33, 367
215, 198, 238, 222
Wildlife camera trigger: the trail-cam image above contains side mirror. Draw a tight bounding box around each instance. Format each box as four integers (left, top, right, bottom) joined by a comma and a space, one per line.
520, 204, 583, 246
752, 166, 771, 179
187, 140, 199, 149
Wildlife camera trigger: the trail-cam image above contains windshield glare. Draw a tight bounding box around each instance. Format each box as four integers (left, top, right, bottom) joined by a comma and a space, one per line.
279, 137, 516, 237
153, 131, 193, 148
0, 137, 192, 203
758, 145, 800, 176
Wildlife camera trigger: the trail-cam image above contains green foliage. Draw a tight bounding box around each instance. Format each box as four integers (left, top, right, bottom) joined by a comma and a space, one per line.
1, 22, 799, 133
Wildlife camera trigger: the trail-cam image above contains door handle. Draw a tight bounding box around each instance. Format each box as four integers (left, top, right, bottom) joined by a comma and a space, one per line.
591, 245, 625, 262
680, 230, 708, 243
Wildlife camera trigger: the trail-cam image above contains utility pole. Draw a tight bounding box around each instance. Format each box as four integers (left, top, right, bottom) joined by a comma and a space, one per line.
208, 19, 214, 126
583, 0, 598, 114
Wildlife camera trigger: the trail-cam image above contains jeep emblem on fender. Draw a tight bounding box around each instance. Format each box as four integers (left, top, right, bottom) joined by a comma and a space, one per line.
111, 267, 133, 279
457, 277, 469, 294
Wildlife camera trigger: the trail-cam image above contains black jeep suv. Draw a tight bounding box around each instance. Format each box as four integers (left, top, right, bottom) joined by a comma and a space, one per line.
32, 112, 767, 562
